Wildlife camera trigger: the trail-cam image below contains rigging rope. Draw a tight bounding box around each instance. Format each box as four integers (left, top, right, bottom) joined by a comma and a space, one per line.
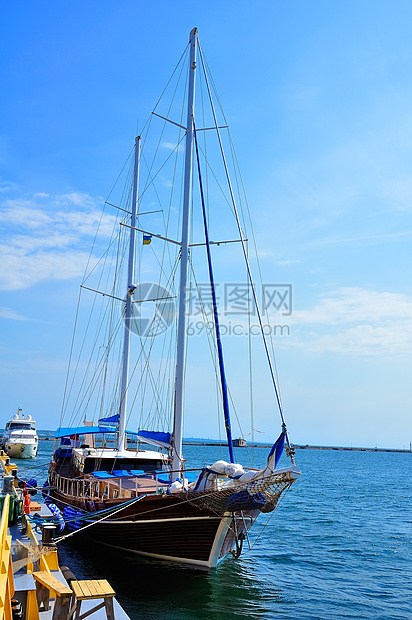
194, 122, 234, 463
197, 43, 294, 461
53, 495, 147, 544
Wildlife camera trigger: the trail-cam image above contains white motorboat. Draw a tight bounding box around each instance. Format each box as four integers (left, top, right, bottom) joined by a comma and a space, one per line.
2, 410, 38, 459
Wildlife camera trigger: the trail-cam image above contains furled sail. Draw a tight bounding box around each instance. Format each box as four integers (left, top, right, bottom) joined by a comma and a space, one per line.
136, 430, 172, 449
98, 414, 120, 426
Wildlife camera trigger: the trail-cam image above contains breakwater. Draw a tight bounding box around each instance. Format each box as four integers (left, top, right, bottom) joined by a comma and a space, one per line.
38, 436, 411, 453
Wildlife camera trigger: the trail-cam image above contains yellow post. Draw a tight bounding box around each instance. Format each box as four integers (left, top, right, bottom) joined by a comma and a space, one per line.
0, 496, 15, 620
25, 590, 39, 620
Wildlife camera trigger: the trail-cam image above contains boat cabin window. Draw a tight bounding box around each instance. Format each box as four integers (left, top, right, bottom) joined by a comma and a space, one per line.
8, 422, 35, 431
69, 452, 164, 474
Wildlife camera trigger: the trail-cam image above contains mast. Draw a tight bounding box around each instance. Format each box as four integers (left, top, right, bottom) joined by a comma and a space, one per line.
118, 135, 141, 451
172, 28, 198, 479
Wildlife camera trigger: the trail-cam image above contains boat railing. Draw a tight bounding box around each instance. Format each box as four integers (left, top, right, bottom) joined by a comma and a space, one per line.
77, 436, 137, 450
51, 472, 134, 501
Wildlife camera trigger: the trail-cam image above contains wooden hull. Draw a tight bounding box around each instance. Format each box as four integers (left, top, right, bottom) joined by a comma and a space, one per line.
50, 489, 257, 569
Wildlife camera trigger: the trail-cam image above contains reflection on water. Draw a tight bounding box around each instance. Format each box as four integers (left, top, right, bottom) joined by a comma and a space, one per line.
58, 537, 276, 620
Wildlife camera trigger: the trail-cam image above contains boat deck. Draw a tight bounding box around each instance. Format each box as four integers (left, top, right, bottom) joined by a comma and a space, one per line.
121, 475, 168, 494
9, 519, 130, 620
0, 451, 131, 620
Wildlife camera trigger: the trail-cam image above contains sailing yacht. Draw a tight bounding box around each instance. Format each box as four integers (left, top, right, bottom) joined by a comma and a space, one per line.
47, 28, 300, 569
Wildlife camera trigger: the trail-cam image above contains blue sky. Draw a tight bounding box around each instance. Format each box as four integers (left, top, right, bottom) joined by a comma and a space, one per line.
1, 1, 412, 449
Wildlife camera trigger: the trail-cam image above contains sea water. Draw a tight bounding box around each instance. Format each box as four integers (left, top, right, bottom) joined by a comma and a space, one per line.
19, 440, 411, 619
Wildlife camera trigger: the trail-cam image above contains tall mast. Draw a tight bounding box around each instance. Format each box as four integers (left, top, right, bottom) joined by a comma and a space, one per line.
118, 135, 141, 451
172, 28, 197, 479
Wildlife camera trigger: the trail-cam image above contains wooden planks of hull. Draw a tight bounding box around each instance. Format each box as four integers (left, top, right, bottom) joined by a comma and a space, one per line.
78, 515, 224, 563
49, 487, 257, 568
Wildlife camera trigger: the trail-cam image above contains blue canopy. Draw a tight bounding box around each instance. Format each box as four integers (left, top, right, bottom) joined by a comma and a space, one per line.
55, 426, 116, 438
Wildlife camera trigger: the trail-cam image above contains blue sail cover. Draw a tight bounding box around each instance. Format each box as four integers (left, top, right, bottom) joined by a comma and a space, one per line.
98, 414, 120, 425
136, 430, 171, 449
55, 426, 116, 438
268, 429, 286, 468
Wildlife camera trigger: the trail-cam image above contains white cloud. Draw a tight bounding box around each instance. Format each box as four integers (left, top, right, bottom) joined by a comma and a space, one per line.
54, 192, 97, 208
303, 323, 412, 355
54, 209, 117, 237
0, 203, 52, 228
0, 307, 28, 321
182, 287, 412, 357
291, 287, 412, 325
161, 142, 179, 151
7, 233, 76, 253
161, 142, 184, 153
312, 229, 412, 247
0, 183, 19, 193
286, 287, 412, 355
276, 259, 300, 266
0, 191, 118, 290
0, 250, 95, 290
